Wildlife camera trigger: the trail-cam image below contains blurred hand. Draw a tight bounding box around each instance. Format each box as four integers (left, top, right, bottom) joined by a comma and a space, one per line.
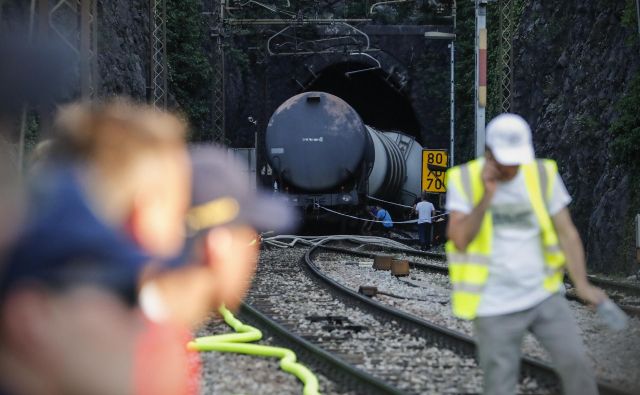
205, 226, 259, 310
575, 283, 607, 307
145, 265, 218, 328
481, 158, 499, 199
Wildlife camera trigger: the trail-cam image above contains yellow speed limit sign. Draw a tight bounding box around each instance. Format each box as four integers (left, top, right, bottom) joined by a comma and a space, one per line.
421, 149, 448, 193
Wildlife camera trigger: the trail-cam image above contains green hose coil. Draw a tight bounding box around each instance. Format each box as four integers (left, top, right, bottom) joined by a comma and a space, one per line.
188, 306, 320, 395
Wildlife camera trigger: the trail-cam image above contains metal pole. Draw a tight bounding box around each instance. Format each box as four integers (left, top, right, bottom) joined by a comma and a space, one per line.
150, 0, 167, 109
162, 0, 167, 105
449, 42, 455, 166
475, 0, 487, 158
449, 0, 456, 166
211, 0, 226, 144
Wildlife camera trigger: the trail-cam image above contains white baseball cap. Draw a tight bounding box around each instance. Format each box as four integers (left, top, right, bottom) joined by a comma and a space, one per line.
486, 113, 535, 165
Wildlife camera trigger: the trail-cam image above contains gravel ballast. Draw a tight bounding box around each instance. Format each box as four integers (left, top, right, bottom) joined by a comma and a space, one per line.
241, 247, 551, 394
313, 249, 640, 392
195, 315, 351, 395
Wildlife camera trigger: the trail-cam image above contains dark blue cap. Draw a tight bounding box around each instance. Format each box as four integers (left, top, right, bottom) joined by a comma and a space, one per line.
0, 165, 151, 304
187, 145, 295, 234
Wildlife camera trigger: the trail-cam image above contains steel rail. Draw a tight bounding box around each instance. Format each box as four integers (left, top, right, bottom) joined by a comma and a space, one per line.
585, 276, 640, 299
315, 243, 448, 274
318, 243, 640, 308
239, 303, 405, 395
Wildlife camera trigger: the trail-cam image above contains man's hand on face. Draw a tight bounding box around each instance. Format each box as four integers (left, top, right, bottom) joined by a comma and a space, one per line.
482, 154, 500, 200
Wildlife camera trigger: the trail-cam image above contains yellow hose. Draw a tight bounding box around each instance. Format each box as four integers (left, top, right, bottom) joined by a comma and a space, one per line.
188, 306, 320, 395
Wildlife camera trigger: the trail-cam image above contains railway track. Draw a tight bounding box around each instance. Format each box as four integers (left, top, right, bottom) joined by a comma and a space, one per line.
309, 241, 636, 395
246, 245, 556, 394
321, 242, 640, 319
582, 276, 640, 317
236, 303, 397, 395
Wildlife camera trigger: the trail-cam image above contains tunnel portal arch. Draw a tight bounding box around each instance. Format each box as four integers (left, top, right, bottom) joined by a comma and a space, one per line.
303, 61, 421, 137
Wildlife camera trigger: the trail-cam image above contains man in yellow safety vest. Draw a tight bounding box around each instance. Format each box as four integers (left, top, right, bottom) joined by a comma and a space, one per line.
445, 113, 606, 395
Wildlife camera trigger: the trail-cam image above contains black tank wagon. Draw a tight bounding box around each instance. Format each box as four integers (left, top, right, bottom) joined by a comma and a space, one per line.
265, 91, 424, 217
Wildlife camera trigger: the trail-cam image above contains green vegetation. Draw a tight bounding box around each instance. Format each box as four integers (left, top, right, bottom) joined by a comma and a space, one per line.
622, 0, 639, 29
226, 47, 250, 74
621, 0, 639, 45
575, 114, 600, 137
166, 0, 212, 141
451, 1, 477, 163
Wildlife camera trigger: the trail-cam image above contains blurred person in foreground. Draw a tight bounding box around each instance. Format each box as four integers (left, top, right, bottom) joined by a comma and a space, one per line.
0, 33, 75, 263
0, 99, 200, 395
45, 99, 212, 326
0, 137, 24, 263
49, 99, 191, 259
49, 100, 293, 326
0, 170, 196, 395
143, 145, 294, 324
445, 113, 606, 395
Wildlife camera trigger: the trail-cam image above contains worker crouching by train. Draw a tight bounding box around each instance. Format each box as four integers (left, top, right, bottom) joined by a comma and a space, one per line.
368, 206, 393, 237
445, 114, 608, 395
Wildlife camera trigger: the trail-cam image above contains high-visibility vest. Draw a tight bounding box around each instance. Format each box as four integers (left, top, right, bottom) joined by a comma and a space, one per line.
445, 158, 566, 320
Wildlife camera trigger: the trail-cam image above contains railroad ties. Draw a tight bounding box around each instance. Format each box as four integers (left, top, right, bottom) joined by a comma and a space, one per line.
244, 245, 549, 394
309, 241, 637, 395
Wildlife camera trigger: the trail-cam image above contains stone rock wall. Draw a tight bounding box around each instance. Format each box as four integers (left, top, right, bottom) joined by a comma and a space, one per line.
0, 0, 150, 101
97, 0, 150, 100
512, 0, 639, 273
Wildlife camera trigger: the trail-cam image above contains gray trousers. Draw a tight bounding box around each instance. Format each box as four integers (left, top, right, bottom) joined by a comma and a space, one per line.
473, 294, 598, 395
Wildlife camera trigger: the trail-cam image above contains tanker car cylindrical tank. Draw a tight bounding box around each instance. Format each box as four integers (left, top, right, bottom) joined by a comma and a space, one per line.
265, 91, 424, 207
265, 92, 370, 192
366, 128, 424, 207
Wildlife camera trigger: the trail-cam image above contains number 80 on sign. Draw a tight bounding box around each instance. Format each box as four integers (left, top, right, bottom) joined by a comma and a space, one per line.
421, 149, 448, 193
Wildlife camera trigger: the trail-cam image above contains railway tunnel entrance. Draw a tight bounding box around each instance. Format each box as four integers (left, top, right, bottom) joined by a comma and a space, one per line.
304, 62, 421, 138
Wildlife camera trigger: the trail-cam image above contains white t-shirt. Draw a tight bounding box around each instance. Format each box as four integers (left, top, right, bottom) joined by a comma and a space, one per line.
415, 201, 435, 224
445, 160, 572, 316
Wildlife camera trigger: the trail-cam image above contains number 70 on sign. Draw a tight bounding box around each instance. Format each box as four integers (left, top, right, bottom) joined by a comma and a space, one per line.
421, 149, 448, 193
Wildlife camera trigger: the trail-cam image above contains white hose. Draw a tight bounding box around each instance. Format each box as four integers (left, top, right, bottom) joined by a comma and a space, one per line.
262, 234, 419, 251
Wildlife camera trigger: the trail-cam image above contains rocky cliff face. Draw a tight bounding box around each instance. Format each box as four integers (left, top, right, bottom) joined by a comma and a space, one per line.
512, 0, 639, 273
98, 0, 150, 100
0, 1, 150, 101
